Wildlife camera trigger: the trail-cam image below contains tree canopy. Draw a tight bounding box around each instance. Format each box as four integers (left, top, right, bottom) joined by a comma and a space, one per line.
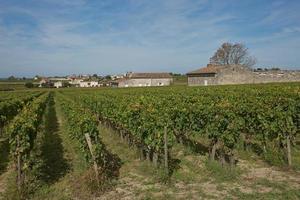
210, 42, 256, 68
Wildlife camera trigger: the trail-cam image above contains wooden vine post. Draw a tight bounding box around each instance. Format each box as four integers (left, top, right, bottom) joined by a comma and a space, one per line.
139, 145, 145, 160
210, 141, 217, 161
84, 133, 99, 183
17, 135, 22, 194
286, 134, 292, 166
153, 152, 158, 167
16, 134, 25, 199
164, 126, 168, 173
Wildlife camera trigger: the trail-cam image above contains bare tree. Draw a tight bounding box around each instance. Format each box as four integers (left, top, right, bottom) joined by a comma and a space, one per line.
210, 42, 256, 68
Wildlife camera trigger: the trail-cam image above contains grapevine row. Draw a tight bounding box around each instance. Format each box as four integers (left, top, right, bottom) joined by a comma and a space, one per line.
63, 83, 299, 167
56, 92, 118, 179
0, 92, 43, 136
8, 92, 49, 194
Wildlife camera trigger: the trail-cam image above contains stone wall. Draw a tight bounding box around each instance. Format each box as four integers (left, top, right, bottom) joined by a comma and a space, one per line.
216, 65, 254, 85
187, 76, 218, 86
118, 78, 173, 87
253, 71, 300, 83
188, 65, 300, 86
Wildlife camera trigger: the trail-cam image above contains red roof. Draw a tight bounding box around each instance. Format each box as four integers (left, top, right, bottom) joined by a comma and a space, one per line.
187, 64, 224, 75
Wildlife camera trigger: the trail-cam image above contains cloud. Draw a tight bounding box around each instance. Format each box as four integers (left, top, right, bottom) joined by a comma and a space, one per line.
0, 0, 300, 77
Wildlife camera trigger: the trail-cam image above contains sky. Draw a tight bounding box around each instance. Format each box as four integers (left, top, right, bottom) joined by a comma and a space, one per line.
0, 0, 300, 77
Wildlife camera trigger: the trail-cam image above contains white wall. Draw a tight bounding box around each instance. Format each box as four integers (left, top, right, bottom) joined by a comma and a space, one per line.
79, 81, 99, 87
54, 81, 63, 88
118, 78, 172, 87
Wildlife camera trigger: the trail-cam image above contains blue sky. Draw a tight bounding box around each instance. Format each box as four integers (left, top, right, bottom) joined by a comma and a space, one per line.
0, 0, 300, 77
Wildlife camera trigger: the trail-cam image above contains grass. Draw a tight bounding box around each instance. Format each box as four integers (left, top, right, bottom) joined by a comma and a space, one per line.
228, 186, 300, 200
39, 94, 70, 184
0, 138, 9, 175
292, 140, 300, 171
98, 124, 224, 199
31, 92, 88, 199
205, 159, 242, 183
0, 171, 19, 200
0, 82, 26, 90
172, 75, 187, 86
96, 124, 300, 199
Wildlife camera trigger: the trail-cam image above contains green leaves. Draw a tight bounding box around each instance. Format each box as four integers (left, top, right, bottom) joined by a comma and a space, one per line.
61, 83, 299, 164
8, 92, 49, 173
57, 93, 110, 168
0, 92, 42, 129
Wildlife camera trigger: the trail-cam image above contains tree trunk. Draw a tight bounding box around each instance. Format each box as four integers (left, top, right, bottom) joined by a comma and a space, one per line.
120, 131, 124, 141
153, 152, 158, 167
286, 135, 292, 166
229, 151, 235, 168
210, 141, 217, 161
219, 150, 226, 167
139, 146, 145, 160
262, 136, 267, 153
126, 134, 130, 145
146, 149, 151, 162
127, 135, 131, 146
242, 133, 249, 151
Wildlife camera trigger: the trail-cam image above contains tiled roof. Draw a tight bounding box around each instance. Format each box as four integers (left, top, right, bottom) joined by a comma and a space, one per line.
128, 73, 172, 79
187, 65, 224, 75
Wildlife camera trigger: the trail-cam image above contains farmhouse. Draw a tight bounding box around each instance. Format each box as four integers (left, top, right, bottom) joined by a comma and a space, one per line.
54, 81, 63, 88
69, 78, 83, 87
79, 81, 99, 87
39, 78, 49, 87
117, 72, 173, 87
187, 64, 300, 86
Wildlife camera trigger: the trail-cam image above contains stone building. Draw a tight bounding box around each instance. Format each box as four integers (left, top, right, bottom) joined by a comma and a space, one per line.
79, 81, 99, 87
117, 72, 173, 87
54, 81, 63, 88
187, 64, 300, 86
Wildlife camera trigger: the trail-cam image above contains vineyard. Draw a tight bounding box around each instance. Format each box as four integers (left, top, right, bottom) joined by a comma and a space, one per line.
0, 83, 299, 199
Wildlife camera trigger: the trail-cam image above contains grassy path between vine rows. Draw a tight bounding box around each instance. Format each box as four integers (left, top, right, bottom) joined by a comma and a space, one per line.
98, 124, 300, 200
0, 139, 10, 200
31, 94, 88, 199
97, 125, 220, 199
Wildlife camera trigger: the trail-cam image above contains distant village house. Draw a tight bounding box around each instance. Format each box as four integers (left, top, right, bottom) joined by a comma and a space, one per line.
39, 76, 99, 88
54, 81, 63, 88
116, 72, 173, 87
79, 81, 99, 87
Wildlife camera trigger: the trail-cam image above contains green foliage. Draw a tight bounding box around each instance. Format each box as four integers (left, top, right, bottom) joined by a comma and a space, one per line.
205, 159, 241, 182
57, 93, 113, 171
61, 83, 299, 167
263, 147, 285, 167
0, 91, 42, 131
7, 92, 49, 195
25, 82, 34, 88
